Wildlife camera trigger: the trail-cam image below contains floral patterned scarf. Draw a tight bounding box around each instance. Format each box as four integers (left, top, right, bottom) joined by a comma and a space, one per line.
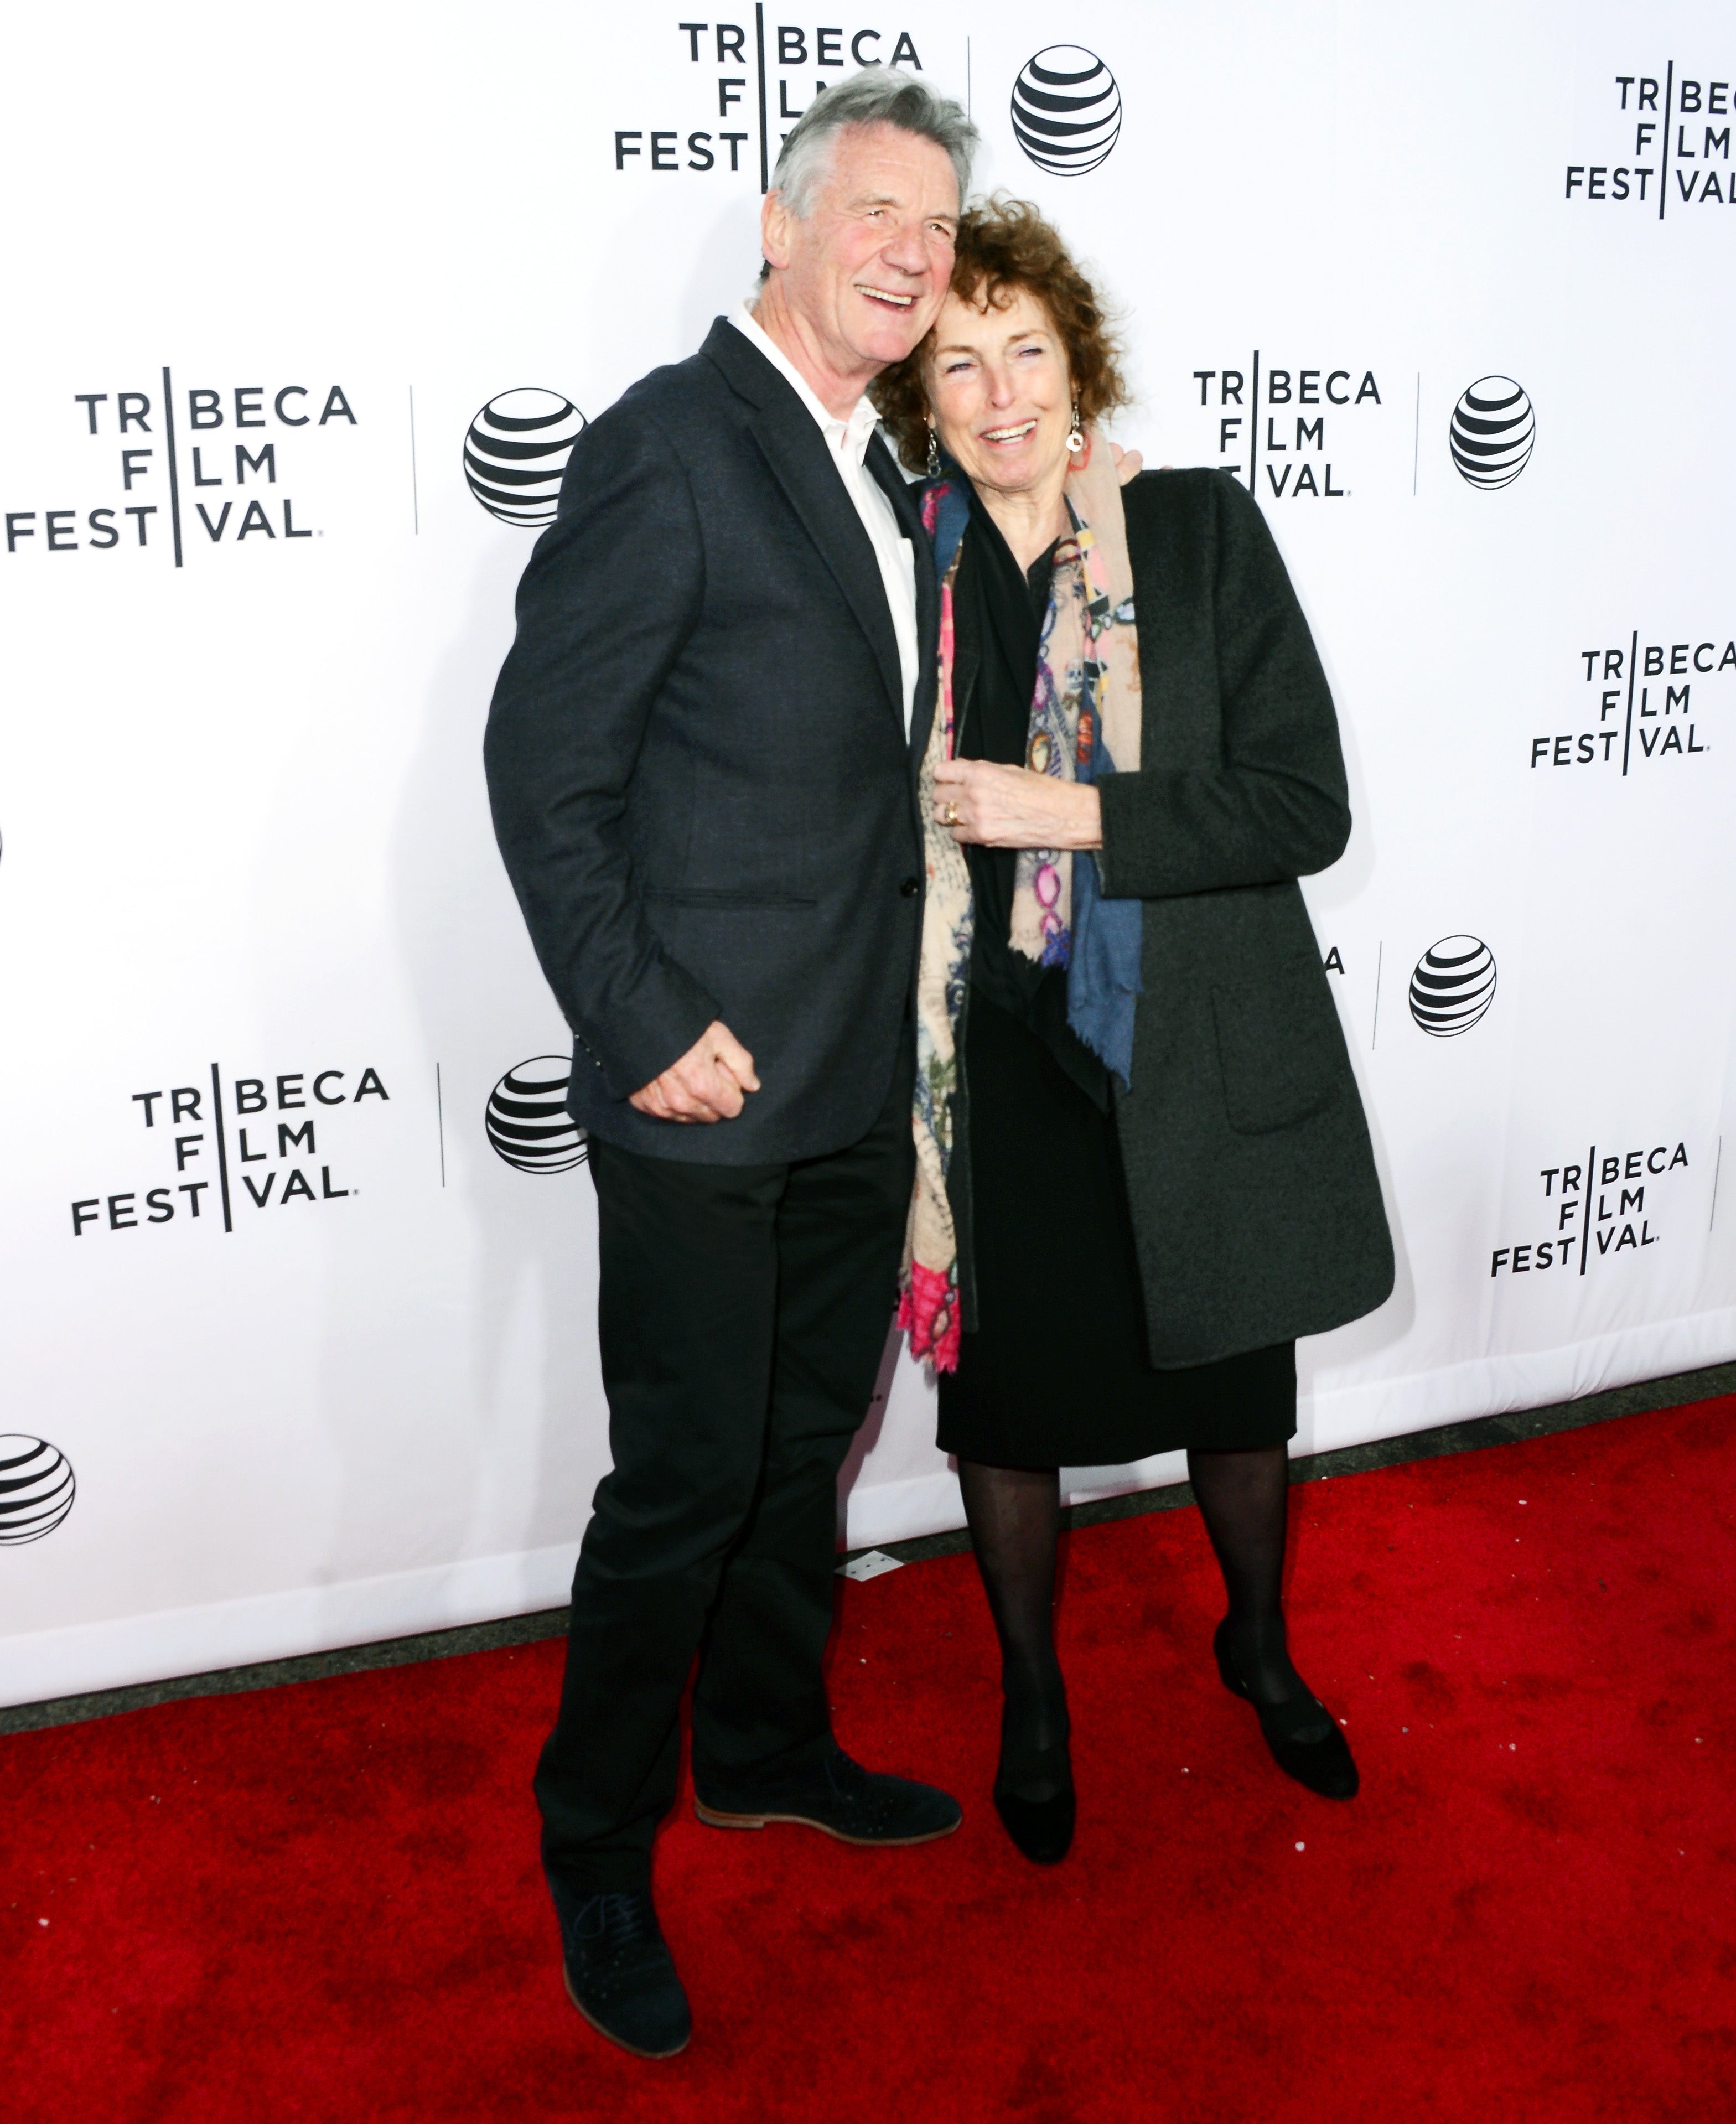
899, 441, 1143, 1372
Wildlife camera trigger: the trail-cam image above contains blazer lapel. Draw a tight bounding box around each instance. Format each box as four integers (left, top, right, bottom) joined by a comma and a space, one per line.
703, 320, 906, 727
866, 435, 937, 763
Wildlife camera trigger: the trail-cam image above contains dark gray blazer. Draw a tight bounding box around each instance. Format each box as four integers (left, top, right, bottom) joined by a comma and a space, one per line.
1094, 469, 1392, 1363
484, 319, 937, 1164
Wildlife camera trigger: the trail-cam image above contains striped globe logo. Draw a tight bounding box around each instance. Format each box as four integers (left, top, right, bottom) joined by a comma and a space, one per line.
485, 1057, 588, 1174
464, 389, 587, 527
1449, 377, 1535, 490
1409, 936, 1497, 1037
1011, 46, 1122, 177
0, 1434, 76, 1545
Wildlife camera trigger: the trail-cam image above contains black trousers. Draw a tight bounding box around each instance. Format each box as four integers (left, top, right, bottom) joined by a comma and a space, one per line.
535, 1039, 914, 1894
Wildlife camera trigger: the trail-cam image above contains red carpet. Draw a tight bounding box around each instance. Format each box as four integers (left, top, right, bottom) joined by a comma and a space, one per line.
6, 1398, 1735, 2122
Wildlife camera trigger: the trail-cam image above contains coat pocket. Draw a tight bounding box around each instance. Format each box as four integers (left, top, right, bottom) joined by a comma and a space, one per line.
1210, 976, 1343, 1136
642, 888, 818, 910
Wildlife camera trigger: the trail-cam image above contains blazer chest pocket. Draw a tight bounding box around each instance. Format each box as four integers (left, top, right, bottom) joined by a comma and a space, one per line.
1210, 977, 1343, 1136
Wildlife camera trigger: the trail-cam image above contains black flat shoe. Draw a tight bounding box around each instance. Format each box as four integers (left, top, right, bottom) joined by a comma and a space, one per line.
1214, 1620, 1359, 1801
992, 1703, 1075, 1864
992, 1773, 1076, 1864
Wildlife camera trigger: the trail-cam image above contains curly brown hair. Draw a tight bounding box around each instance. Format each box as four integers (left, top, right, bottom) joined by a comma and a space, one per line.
871, 195, 1130, 473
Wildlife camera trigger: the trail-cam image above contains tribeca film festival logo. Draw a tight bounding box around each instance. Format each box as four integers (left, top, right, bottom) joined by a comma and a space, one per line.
1181, 365, 1385, 501
3, 376, 356, 567
1529, 630, 1730, 779
465, 392, 588, 527
486, 1059, 589, 1174
1186, 359, 1383, 501
69, 1064, 390, 1240
1188, 364, 1536, 502
0, 1436, 75, 1546
1449, 379, 1535, 490
1011, 48, 1122, 177
1566, 68, 1736, 215
1491, 1140, 1694, 1283
1408, 937, 1496, 1038
616, 14, 926, 190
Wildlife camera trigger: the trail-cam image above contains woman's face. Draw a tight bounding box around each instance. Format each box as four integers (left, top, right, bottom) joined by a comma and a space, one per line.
924, 283, 1074, 496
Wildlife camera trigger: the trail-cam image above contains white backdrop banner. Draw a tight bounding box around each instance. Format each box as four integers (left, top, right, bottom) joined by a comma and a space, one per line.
4, 0, 1733, 1705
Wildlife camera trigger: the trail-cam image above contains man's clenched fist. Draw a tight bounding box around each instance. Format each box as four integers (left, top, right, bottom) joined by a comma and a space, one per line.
629, 1020, 761, 1124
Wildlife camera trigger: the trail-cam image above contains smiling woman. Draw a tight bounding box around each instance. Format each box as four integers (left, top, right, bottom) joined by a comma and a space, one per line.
870, 198, 1394, 1868
873, 198, 1129, 487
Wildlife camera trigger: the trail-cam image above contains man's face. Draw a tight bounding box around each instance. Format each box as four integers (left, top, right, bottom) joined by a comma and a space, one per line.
764, 121, 960, 379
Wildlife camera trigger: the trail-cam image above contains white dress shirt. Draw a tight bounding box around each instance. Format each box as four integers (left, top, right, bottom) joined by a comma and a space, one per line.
730, 301, 919, 737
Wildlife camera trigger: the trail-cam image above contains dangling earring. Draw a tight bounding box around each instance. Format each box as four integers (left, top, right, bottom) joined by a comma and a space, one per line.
925, 419, 941, 478
1066, 401, 1085, 454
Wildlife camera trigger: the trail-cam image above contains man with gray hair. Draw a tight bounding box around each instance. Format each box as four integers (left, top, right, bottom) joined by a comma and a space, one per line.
485, 68, 977, 2059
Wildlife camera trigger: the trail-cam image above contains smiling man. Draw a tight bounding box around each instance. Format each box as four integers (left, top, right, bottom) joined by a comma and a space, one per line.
484, 69, 977, 2061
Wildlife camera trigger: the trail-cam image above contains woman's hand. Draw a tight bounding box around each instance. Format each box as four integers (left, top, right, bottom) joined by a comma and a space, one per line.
933, 757, 1102, 850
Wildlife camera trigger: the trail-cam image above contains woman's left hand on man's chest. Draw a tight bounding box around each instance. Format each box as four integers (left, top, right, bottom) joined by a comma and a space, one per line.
933, 757, 1103, 851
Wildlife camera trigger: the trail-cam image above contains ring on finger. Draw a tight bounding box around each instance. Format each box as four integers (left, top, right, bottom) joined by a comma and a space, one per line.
942, 799, 960, 827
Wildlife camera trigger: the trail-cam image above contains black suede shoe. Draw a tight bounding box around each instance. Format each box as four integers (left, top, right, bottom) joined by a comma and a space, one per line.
1214, 1620, 1360, 1801
695, 1744, 962, 1845
547, 1877, 692, 2059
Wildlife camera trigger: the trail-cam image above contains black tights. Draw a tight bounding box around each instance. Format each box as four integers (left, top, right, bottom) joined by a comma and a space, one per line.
958, 1446, 1309, 1800
956, 1460, 1067, 1799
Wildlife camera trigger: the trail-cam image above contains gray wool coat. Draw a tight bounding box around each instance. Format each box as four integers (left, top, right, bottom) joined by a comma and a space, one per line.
991, 467, 1394, 1367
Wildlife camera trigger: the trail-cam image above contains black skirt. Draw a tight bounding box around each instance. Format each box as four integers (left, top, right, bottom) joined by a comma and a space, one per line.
936, 992, 1297, 1469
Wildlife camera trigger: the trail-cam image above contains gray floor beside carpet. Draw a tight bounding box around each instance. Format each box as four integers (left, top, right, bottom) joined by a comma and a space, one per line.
5, 1360, 1732, 1738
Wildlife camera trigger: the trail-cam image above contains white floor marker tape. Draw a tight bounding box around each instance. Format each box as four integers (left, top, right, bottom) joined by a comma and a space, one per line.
838, 1550, 905, 1583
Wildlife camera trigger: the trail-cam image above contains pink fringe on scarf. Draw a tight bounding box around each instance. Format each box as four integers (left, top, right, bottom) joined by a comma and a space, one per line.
899, 1261, 961, 1374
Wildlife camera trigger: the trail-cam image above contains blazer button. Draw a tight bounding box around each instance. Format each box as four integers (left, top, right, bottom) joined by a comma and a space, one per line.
900, 875, 921, 898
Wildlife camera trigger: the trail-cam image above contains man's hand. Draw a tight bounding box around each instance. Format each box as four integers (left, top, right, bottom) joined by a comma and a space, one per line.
1108, 441, 1144, 485
934, 757, 1103, 851
629, 1020, 761, 1123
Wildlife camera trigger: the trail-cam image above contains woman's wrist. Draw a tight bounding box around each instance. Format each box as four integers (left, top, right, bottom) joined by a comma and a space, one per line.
1065, 783, 1103, 851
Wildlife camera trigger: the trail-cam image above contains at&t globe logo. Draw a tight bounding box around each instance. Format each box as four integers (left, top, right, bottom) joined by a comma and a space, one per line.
1409, 937, 1497, 1037
486, 1058, 589, 1174
0, 1434, 76, 1544
1450, 377, 1535, 489
1011, 47, 1122, 177
465, 390, 587, 527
